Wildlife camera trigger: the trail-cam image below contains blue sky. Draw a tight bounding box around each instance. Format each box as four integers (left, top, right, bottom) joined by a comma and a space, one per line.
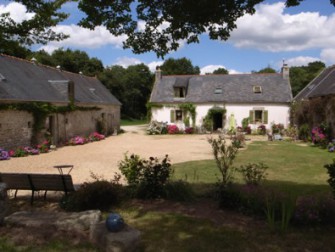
1, 1, 335, 74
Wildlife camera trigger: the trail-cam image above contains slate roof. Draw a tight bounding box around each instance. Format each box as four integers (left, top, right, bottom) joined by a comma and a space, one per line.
0, 54, 121, 105
150, 73, 292, 104
294, 65, 335, 101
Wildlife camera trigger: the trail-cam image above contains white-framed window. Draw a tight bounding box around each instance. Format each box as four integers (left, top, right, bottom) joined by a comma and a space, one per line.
249, 109, 268, 124
170, 109, 183, 122
174, 87, 186, 98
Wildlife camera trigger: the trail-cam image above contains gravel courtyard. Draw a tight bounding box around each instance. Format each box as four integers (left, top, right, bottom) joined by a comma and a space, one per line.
0, 125, 214, 185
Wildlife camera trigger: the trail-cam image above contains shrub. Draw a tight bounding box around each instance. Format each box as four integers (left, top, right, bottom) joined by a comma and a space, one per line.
208, 135, 238, 188
238, 162, 268, 186
88, 132, 105, 141
257, 125, 266, 135
298, 124, 310, 141
60, 180, 124, 211
293, 194, 335, 226
242, 117, 249, 129
324, 159, 335, 198
118, 154, 173, 199
0, 148, 10, 160
231, 133, 245, 149
271, 123, 284, 134
68, 136, 86, 145
311, 127, 327, 148
167, 125, 179, 134
164, 180, 195, 202
11, 147, 28, 157
118, 154, 144, 186
37, 140, 50, 153
185, 127, 194, 134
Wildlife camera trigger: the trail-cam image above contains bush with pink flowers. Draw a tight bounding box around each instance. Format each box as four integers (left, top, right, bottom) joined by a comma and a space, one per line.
167, 125, 179, 134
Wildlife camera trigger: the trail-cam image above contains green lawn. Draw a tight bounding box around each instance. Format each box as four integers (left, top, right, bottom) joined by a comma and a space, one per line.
120, 119, 148, 126
172, 140, 334, 196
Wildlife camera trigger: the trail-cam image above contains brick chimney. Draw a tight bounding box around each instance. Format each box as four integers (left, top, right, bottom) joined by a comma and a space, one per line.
155, 66, 162, 82
281, 63, 290, 80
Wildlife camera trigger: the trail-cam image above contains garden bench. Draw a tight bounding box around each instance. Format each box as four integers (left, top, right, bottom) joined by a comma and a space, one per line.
0, 173, 75, 204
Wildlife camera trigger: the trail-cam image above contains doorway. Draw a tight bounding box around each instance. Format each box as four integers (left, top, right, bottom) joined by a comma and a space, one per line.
213, 113, 223, 131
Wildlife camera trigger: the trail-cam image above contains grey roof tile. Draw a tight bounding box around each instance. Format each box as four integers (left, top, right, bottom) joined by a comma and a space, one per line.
294, 66, 335, 100
0, 54, 121, 105
150, 74, 292, 104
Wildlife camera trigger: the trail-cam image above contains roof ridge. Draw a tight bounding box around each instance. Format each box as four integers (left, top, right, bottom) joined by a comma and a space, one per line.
162, 73, 281, 78
0, 53, 97, 80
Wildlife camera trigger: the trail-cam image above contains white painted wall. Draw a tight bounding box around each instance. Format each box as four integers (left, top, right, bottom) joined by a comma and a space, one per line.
151, 103, 290, 129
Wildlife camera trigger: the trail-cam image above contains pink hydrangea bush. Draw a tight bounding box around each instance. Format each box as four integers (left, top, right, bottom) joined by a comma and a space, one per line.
167, 125, 179, 134
89, 132, 105, 141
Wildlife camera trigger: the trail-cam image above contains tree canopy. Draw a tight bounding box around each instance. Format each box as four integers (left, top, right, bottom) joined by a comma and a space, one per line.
160, 58, 200, 75
252, 67, 277, 74
2, 0, 334, 57
99, 64, 154, 119
0, 0, 68, 50
290, 61, 325, 97
31, 48, 104, 77
213, 68, 229, 75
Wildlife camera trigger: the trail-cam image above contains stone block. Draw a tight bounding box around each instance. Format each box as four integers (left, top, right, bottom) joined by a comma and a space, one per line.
90, 221, 141, 252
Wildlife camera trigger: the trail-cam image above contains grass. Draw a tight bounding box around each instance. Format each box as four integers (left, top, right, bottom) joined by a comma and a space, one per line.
172, 140, 334, 196
120, 119, 148, 126
115, 207, 335, 252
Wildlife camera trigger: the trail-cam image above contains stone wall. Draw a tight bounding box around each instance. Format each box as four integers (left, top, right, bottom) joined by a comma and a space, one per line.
0, 110, 33, 150
0, 104, 121, 149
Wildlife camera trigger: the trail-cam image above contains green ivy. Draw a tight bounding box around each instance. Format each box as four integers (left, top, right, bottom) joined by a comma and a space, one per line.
203, 106, 226, 131
179, 103, 196, 127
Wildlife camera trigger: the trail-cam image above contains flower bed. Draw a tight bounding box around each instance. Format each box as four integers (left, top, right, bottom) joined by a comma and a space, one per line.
67, 132, 106, 146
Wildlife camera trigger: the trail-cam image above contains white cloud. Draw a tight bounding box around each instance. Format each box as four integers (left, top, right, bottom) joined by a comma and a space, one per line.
147, 61, 164, 72
38, 45, 59, 54
46, 25, 127, 49
282, 56, 321, 67
114, 57, 142, 67
200, 65, 226, 74
0, 2, 34, 22
320, 48, 335, 65
229, 2, 335, 52
200, 65, 242, 75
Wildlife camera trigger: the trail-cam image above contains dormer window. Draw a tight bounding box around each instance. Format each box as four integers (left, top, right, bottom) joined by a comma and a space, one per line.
0, 73, 6, 81
174, 87, 186, 98
214, 88, 222, 94
253, 86, 262, 93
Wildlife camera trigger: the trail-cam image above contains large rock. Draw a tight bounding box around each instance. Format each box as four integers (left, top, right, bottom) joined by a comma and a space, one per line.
90, 221, 141, 252
5, 210, 102, 233
0, 183, 7, 225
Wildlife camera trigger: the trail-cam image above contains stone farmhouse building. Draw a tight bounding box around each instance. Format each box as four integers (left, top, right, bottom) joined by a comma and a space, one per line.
0, 54, 121, 149
149, 65, 292, 132
294, 64, 335, 137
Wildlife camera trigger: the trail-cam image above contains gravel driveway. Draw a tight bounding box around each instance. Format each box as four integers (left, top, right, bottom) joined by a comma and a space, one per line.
0, 125, 214, 185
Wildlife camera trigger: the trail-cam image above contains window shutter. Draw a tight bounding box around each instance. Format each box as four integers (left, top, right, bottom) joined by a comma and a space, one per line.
249, 110, 255, 124
170, 110, 175, 123
263, 110, 268, 124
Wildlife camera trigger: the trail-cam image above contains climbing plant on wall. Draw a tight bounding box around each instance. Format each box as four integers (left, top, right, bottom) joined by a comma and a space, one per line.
179, 103, 196, 127
202, 106, 226, 131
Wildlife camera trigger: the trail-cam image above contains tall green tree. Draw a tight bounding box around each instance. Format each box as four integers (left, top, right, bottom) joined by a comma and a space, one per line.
99, 64, 154, 119
160, 58, 200, 75
4, 0, 333, 58
290, 61, 325, 97
50, 49, 103, 76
